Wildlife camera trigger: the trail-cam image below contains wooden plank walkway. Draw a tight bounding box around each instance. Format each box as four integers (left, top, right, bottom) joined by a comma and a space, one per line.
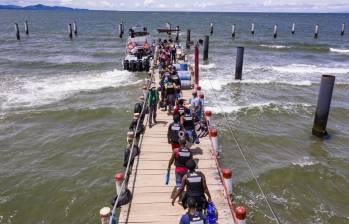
119, 57, 235, 224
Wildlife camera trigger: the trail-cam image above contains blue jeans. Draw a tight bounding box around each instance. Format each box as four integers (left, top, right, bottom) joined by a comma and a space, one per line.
175, 171, 186, 187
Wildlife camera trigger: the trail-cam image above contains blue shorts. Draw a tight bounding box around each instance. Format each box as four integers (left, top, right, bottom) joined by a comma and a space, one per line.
175, 171, 186, 187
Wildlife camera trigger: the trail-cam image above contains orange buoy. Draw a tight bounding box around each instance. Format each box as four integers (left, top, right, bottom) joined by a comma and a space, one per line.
235, 206, 247, 223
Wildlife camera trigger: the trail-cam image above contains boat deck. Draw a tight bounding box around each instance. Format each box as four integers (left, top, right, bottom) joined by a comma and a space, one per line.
118, 68, 235, 223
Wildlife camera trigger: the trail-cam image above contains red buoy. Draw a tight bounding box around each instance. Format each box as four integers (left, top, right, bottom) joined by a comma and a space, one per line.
115, 172, 124, 181
236, 206, 247, 220
199, 93, 205, 99
209, 128, 218, 137
205, 110, 212, 117
196, 85, 202, 91
222, 168, 232, 179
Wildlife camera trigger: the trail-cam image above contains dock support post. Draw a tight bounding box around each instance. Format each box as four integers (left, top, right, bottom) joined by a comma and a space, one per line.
251, 23, 255, 35
186, 29, 191, 49
341, 23, 345, 36
15, 23, 20, 40
236, 206, 247, 224
273, 24, 278, 39
175, 26, 179, 42
312, 75, 335, 137
203, 35, 209, 61
24, 21, 29, 35
99, 207, 111, 224
194, 44, 199, 85
119, 22, 124, 38
114, 172, 124, 195
235, 47, 244, 80
232, 24, 236, 38
291, 23, 295, 34
73, 21, 77, 35
314, 24, 319, 39
68, 23, 73, 39
210, 22, 213, 35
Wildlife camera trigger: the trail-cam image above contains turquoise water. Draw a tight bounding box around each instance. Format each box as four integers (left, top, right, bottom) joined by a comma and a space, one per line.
0, 10, 349, 223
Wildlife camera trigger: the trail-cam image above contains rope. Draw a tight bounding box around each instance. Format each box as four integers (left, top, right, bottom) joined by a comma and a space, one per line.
109, 69, 154, 224
206, 78, 282, 224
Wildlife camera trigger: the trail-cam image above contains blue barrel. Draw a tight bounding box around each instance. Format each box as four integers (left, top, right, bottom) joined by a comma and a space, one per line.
178, 71, 190, 80
179, 63, 188, 71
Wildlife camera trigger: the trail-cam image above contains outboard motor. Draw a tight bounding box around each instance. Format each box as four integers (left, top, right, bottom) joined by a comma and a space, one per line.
143, 59, 150, 72
123, 60, 129, 71
137, 60, 143, 72
130, 60, 136, 72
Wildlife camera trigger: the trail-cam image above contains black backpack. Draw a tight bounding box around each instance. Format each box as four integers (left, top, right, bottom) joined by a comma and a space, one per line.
134, 102, 143, 113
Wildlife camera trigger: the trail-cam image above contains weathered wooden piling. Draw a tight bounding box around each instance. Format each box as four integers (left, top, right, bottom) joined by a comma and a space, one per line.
232, 24, 236, 38
314, 24, 319, 39
14, 23, 20, 40
312, 75, 335, 137
24, 21, 29, 35
68, 23, 73, 39
175, 26, 179, 42
210, 22, 213, 35
186, 29, 191, 49
73, 21, 77, 35
194, 43, 199, 85
235, 47, 244, 80
203, 35, 209, 61
119, 22, 124, 38
251, 23, 255, 35
341, 23, 345, 36
273, 24, 278, 38
291, 23, 296, 34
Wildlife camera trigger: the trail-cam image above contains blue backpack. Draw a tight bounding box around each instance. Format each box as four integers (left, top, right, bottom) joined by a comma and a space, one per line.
206, 202, 218, 224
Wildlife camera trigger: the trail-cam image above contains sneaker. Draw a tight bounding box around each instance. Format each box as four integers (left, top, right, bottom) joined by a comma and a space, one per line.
195, 138, 200, 144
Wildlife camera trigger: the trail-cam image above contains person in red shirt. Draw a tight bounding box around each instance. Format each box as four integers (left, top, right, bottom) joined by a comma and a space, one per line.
167, 138, 193, 192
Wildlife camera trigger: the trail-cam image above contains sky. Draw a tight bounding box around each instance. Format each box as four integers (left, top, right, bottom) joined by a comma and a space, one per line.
1, 0, 349, 12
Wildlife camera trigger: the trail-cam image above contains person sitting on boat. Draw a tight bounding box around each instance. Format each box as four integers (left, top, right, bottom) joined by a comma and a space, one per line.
167, 114, 184, 150
190, 91, 203, 121
148, 83, 159, 128
164, 79, 177, 113
179, 197, 207, 224
172, 159, 212, 212
181, 107, 199, 145
167, 138, 192, 191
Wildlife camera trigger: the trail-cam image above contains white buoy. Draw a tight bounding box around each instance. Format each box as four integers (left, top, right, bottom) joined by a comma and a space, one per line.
99, 207, 111, 224
235, 206, 247, 224
251, 23, 255, 35
232, 24, 236, 38
273, 24, 278, 38
114, 172, 124, 196
205, 110, 212, 125
291, 22, 295, 34
341, 23, 345, 36
209, 128, 218, 155
314, 24, 319, 39
222, 168, 233, 195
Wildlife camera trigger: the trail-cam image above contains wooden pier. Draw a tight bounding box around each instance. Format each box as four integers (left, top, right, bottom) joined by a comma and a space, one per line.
118, 58, 235, 223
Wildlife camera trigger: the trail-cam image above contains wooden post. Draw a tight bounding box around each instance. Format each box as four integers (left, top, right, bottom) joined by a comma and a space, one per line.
24, 21, 29, 35
119, 23, 124, 38
203, 35, 209, 61
314, 24, 319, 39
14, 23, 20, 40
341, 23, 345, 36
232, 24, 236, 38
273, 24, 278, 39
235, 47, 244, 80
194, 44, 199, 85
186, 29, 191, 49
68, 24, 73, 39
291, 23, 295, 35
312, 75, 335, 137
73, 21, 77, 35
175, 26, 179, 42
210, 22, 213, 35
251, 23, 255, 35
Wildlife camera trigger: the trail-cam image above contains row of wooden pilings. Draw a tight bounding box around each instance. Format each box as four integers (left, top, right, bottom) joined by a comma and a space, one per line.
191, 31, 335, 139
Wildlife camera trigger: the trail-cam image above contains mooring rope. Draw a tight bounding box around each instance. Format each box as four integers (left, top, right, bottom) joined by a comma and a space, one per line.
206, 78, 282, 224
109, 70, 154, 224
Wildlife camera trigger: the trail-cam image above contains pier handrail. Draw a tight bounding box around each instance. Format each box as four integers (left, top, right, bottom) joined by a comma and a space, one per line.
109, 70, 154, 224
206, 78, 282, 224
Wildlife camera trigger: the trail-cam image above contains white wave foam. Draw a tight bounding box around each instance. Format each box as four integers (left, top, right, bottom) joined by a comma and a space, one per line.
292, 157, 318, 167
0, 69, 140, 109
329, 48, 349, 54
260, 44, 291, 49
232, 79, 312, 86
210, 102, 311, 114
271, 64, 349, 74
200, 63, 216, 70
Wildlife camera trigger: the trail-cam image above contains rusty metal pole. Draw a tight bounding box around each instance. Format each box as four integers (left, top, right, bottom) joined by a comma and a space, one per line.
312, 75, 335, 137
203, 35, 209, 61
186, 29, 191, 49
194, 44, 199, 85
